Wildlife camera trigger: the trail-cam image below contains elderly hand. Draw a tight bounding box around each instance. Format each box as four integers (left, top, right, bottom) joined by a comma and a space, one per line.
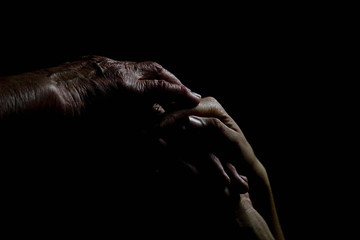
0, 55, 201, 119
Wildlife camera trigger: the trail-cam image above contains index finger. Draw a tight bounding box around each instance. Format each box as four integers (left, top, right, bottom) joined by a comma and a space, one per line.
137, 61, 183, 85
139, 79, 201, 108
158, 66, 183, 85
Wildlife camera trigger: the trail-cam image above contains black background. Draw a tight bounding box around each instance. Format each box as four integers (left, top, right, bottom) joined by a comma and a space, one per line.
1, 3, 355, 239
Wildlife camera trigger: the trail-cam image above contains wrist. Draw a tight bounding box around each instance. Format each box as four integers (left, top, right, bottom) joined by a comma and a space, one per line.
250, 160, 271, 187
0, 71, 62, 119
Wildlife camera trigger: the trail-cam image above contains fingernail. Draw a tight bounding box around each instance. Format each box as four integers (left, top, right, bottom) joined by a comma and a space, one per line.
190, 91, 202, 99
188, 116, 203, 127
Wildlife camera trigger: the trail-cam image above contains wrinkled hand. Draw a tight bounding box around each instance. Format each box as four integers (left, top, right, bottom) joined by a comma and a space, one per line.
47, 55, 201, 115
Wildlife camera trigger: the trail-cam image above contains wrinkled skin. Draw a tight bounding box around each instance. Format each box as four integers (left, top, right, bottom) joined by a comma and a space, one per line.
0, 56, 284, 239
47, 55, 202, 115
0, 55, 201, 120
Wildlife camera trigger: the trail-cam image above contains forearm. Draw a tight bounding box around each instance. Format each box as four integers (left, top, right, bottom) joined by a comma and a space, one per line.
0, 60, 103, 119
248, 161, 285, 240
235, 195, 275, 240
0, 71, 61, 119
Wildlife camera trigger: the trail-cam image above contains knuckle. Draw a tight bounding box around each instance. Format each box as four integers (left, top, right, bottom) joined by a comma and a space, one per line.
209, 118, 229, 136
84, 55, 111, 63
178, 84, 188, 94
202, 96, 225, 115
136, 61, 164, 77
144, 61, 163, 72
157, 80, 167, 89
146, 80, 171, 93
204, 96, 219, 104
210, 117, 223, 129
152, 61, 163, 69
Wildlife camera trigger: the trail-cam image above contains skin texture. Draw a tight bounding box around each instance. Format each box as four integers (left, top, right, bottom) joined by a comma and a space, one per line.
0, 55, 201, 118
157, 97, 285, 240
0, 56, 285, 239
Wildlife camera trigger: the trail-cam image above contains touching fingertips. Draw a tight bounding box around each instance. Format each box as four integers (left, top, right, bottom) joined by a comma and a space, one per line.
190, 91, 202, 99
